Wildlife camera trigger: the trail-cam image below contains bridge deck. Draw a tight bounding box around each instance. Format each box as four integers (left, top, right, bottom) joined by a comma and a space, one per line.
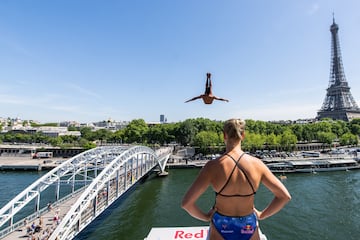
2, 193, 81, 240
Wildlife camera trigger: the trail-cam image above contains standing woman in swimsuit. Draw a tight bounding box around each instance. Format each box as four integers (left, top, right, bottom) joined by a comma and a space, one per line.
182, 119, 291, 240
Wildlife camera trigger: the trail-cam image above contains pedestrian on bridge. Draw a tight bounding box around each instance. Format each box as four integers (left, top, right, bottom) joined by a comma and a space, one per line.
182, 118, 291, 240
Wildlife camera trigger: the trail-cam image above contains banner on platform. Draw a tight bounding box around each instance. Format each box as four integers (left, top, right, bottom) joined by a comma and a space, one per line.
145, 226, 209, 240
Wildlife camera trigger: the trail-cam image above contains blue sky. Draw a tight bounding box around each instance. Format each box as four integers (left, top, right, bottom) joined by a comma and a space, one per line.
1, 1, 360, 123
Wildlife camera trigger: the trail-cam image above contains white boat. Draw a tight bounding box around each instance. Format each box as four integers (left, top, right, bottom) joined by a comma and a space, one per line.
267, 158, 360, 173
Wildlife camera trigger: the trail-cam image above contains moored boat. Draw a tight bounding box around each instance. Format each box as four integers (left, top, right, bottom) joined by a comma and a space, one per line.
267, 158, 360, 173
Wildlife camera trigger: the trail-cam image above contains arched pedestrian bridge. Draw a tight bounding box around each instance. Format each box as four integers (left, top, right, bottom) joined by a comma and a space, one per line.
0, 145, 173, 240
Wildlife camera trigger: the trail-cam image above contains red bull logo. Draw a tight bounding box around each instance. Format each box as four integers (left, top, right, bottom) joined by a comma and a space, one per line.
240, 224, 254, 234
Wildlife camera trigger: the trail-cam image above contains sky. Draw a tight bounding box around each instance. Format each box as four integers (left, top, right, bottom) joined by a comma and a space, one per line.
1, 0, 360, 124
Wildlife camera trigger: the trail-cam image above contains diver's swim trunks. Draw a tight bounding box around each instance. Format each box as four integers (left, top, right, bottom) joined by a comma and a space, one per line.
211, 211, 257, 240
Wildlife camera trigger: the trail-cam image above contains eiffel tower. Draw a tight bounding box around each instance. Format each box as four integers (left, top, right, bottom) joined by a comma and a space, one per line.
317, 17, 360, 121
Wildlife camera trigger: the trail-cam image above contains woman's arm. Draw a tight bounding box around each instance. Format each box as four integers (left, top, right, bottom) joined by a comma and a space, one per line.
181, 163, 215, 222
256, 163, 291, 220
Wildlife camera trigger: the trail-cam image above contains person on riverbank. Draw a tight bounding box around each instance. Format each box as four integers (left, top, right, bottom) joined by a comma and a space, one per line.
181, 118, 291, 240
185, 73, 229, 104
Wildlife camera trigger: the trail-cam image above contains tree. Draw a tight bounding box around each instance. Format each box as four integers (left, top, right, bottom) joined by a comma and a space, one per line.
242, 132, 265, 152
175, 119, 197, 146
349, 119, 360, 136
290, 124, 303, 141
81, 140, 97, 149
331, 120, 349, 137
339, 133, 358, 146
265, 133, 280, 149
193, 131, 222, 154
147, 124, 172, 145
68, 126, 78, 131
110, 129, 125, 144
93, 129, 112, 144
301, 124, 316, 142
123, 119, 149, 143
279, 130, 297, 151
317, 131, 336, 148
314, 120, 333, 133
49, 137, 63, 146
80, 127, 94, 141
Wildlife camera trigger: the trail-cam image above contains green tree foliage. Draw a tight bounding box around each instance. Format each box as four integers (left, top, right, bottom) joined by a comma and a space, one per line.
317, 131, 337, 148
279, 130, 298, 151
80, 127, 94, 140
349, 119, 360, 136
175, 119, 198, 146
82, 141, 97, 149
31, 122, 58, 127
1, 118, 359, 153
109, 129, 125, 144
242, 132, 266, 152
193, 131, 222, 154
339, 133, 358, 146
265, 133, 280, 148
123, 119, 149, 143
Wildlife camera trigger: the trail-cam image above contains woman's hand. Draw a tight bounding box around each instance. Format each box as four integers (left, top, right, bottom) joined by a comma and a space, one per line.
253, 207, 262, 220
205, 207, 217, 222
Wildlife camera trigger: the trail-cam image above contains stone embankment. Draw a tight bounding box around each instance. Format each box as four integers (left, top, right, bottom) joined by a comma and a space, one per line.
0, 156, 68, 171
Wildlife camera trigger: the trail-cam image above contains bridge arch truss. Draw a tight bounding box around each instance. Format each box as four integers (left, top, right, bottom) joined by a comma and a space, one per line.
0, 145, 172, 240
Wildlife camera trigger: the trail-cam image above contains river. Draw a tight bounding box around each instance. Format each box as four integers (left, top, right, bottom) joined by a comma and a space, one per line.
0, 168, 359, 240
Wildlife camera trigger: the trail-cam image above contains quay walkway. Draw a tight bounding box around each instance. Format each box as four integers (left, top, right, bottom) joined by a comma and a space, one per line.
0, 156, 65, 171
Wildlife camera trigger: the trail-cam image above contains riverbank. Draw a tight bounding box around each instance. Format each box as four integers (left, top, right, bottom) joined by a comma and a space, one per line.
0, 156, 68, 171
2, 152, 358, 172
167, 152, 360, 170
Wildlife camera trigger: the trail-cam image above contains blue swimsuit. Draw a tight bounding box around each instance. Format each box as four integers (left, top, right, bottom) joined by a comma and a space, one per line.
211, 153, 257, 240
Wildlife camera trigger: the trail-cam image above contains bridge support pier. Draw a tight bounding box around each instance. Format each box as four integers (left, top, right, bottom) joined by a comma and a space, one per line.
157, 155, 170, 176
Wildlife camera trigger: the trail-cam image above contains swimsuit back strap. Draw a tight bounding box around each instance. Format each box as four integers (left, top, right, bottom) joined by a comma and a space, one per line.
216, 152, 246, 196
229, 153, 256, 194
237, 163, 256, 194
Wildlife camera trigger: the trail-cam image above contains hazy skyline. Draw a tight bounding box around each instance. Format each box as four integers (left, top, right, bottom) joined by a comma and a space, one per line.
1, 1, 360, 123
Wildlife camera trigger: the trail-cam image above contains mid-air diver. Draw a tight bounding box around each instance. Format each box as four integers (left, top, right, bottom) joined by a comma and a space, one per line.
185, 73, 229, 104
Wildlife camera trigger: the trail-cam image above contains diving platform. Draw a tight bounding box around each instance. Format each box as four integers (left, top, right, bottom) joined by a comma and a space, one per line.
144, 226, 268, 240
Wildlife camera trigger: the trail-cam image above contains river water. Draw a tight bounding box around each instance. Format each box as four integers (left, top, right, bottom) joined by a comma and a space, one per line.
0, 168, 359, 240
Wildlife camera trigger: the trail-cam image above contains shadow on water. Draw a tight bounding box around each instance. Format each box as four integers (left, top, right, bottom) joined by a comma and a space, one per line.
75, 168, 208, 240
74, 171, 163, 240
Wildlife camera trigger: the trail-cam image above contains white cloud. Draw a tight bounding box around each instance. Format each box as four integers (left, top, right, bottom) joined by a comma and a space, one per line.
65, 83, 101, 99
307, 3, 320, 15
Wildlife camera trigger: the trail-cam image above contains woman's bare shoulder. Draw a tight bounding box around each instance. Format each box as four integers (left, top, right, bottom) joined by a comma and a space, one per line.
203, 156, 225, 171
245, 154, 263, 163
245, 154, 267, 169
204, 158, 220, 168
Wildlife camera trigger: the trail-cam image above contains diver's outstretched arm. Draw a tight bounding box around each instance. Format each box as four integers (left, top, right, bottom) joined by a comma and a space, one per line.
185, 95, 202, 103
213, 96, 229, 102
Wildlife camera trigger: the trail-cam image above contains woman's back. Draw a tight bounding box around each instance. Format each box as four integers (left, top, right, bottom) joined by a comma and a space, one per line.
182, 118, 291, 240
206, 151, 263, 216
